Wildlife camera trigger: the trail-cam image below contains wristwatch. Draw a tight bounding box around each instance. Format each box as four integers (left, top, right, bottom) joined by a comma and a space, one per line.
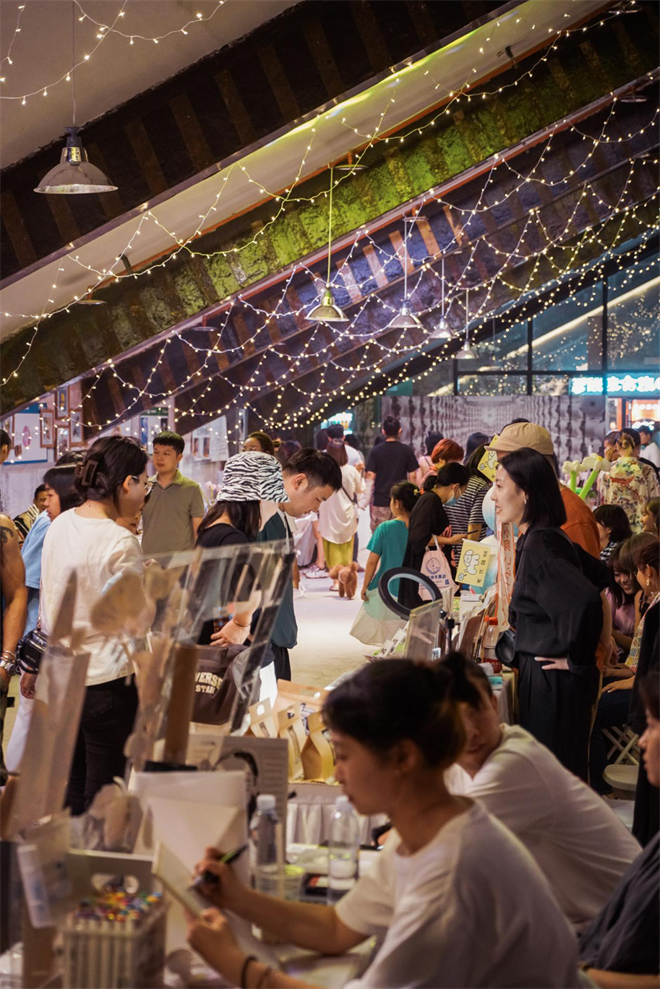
0, 653, 18, 676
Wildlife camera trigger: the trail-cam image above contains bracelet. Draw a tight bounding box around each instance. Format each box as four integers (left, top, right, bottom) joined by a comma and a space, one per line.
257, 965, 274, 989
1, 651, 15, 660
240, 955, 257, 989
232, 618, 251, 628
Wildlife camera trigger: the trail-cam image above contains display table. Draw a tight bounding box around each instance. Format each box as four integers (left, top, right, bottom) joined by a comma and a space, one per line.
288, 782, 386, 846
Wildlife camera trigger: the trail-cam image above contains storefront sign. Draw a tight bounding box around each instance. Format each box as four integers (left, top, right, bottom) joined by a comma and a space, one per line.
570, 375, 660, 396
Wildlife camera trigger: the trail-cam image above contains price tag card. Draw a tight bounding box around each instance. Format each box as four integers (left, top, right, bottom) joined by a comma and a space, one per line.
456, 539, 491, 588
478, 438, 499, 482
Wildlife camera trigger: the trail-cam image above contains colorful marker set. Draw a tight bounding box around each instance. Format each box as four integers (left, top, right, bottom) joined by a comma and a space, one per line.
61, 888, 167, 988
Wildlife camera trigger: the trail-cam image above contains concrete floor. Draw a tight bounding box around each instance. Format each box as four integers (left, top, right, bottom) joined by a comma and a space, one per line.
290, 572, 370, 689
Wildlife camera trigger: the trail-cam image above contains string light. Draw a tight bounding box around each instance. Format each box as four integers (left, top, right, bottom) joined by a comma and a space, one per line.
0, 1, 225, 102
3, 4, 656, 429
74, 0, 225, 43
2, 11, 652, 334
1, 3, 26, 74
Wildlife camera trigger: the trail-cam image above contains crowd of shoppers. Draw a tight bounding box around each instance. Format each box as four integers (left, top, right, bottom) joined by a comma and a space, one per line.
1, 410, 659, 988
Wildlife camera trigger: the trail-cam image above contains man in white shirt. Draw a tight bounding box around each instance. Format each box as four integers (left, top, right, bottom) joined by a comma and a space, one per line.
638, 424, 660, 470
445, 661, 640, 929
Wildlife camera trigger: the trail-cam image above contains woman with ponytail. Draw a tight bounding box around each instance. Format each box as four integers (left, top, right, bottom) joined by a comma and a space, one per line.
350, 481, 419, 645
399, 461, 469, 610
186, 659, 581, 989
41, 436, 148, 814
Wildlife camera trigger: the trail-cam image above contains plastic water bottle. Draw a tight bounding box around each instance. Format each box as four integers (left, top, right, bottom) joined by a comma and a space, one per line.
249, 794, 283, 898
327, 796, 360, 904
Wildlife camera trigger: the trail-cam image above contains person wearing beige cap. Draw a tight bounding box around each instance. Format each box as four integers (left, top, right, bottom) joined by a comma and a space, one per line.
487, 423, 601, 558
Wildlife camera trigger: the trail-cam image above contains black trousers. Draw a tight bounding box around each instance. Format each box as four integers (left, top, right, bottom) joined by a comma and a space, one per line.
66, 677, 139, 816
271, 645, 292, 682
516, 652, 599, 781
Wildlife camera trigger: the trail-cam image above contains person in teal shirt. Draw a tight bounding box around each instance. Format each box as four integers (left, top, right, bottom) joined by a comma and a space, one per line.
350, 482, 420, 646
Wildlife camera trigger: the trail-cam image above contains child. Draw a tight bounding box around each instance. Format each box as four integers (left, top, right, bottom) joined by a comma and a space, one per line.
350, 482, 419, 645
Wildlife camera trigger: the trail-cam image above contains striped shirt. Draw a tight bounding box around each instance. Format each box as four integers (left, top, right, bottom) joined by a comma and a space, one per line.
445, 475, 490, 538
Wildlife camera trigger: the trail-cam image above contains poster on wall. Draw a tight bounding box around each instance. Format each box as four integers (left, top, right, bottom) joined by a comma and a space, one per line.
57, 425, 70, 460
140, 408, 170, 453
69, 411, 84, 447
56, 387, 69, 417
192, 425, 211, 461
209, 416, 229, 462
4, 406, 50, 464
40, 410, 55, 448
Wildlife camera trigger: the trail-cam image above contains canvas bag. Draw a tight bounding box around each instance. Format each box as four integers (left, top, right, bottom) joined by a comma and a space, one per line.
418, 536, 455, 601
192, 645, 247, 725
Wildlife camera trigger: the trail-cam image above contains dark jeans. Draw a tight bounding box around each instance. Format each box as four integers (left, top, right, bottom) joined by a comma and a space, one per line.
66, 677, 139, 816
589, 683, 631, 793
271, 645, 291, 682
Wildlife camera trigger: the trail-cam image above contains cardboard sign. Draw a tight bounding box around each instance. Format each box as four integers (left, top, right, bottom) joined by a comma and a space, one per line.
456, 539, 491, 588
478, 438, 499, 482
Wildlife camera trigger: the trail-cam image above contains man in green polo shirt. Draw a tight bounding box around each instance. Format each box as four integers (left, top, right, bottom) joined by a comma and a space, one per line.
141, 431, 205, 557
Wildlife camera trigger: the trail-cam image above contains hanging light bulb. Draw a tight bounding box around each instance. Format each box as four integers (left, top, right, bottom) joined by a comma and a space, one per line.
455, 288, 476, 359
429, 256, 452, 340
388, 217, 423, 329
308, 165, 348, 323
35, 3, 116, 195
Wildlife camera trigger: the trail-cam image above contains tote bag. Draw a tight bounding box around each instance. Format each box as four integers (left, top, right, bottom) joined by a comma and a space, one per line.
419, 537, 455, 601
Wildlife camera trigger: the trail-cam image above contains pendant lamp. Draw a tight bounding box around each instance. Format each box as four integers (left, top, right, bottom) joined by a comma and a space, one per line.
455, 289, 476, 359
307, 165, 348, 323
429, 256, 452, 340
35, 3, 116, 195
388, 217, 423, 329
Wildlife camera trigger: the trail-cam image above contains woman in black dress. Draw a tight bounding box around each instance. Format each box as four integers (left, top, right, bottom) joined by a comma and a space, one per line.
628, 537, 660, 845
493, 448, 604, 781
399, 463, 469, 611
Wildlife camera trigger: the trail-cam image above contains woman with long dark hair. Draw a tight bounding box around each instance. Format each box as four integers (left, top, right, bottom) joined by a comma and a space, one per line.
41, 436, 149, 814
398, 462, 469, 611
186, 658, 581, 988
317, 440, 363, 585
196, 452, 288, 646
493, 447, 607, 780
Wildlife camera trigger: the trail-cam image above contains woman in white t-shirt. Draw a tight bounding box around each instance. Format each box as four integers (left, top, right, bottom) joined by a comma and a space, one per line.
41, 436, 148, 815
186, 660, 581, 989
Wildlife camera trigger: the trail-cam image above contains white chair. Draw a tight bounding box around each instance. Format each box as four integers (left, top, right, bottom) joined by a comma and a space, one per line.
603, 763, 638, 796
602, 726, 640, 766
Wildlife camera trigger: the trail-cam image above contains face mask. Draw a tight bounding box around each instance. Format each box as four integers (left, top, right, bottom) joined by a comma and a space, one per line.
445, 488, 459, 506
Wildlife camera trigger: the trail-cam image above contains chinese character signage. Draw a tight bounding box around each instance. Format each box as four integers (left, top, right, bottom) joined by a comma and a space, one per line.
571, 375, 660, 397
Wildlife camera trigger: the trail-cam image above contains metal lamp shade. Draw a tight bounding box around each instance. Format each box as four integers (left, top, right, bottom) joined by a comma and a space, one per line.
35, 128, 117, 194
308, 287, 348, 323
429, 315, 452, 340
455, 341, 477, 359
388, 302, 423, 329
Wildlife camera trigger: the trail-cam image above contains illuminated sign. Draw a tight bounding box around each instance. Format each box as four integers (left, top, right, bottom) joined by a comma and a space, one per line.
570, 375, 660, 397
